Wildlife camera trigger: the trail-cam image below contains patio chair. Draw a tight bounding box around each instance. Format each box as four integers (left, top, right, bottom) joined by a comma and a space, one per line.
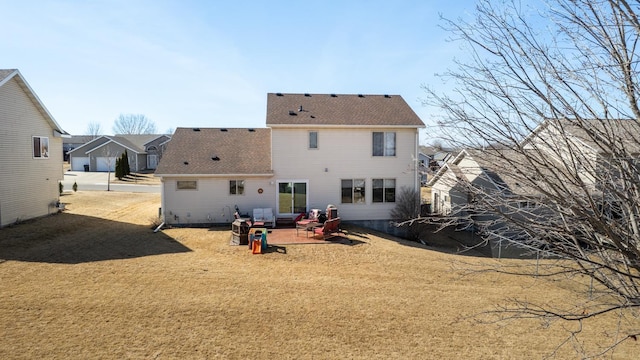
296, 209, 321, 236
312, 217, 342, 240
253, 208, 276, 228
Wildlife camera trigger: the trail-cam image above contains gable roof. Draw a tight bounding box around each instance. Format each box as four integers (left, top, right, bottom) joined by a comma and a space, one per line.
522, 118, 640, 154
67, 134, 170, 155
266, 93, 425, 128
155, 127, 273, 176
0, 69, 68, 136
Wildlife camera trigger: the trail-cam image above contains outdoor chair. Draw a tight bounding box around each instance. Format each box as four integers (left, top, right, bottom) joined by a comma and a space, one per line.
296, 209, 321, 236
253, 207, 276, 228
312, 217, 342, 240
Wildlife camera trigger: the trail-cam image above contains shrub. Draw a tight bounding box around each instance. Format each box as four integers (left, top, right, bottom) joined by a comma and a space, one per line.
58, 182, 63, 195
72, 181, 78, 192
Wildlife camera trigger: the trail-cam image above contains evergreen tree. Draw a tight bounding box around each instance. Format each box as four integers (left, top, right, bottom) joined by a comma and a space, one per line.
123, 150, 131, 176
115, 157, 123, 180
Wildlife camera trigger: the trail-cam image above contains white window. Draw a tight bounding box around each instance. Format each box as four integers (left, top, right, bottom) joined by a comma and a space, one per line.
372, 132, 396, 156
176, 180, 197, 190
341, 179, 365, 204
33, 136, 49, 159
372, 178, 396, 203
230, 180, 245, 195
309, 131, 318, 149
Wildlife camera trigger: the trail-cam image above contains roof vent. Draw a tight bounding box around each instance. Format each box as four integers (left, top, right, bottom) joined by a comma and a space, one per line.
288, 110, 297, 116
193, 128, 200, 131
276, 93, 283, 96
358, 94, 364, 98
220, 128, 228, 132
248, 128, 255, 132
310, 115, 316, 119
330, 94, 337, 97
211, 156, 220, 161
299, 105, 303, 112
304, 93, 311, 97
384, 94, 391, 98
183, 161, 189, 165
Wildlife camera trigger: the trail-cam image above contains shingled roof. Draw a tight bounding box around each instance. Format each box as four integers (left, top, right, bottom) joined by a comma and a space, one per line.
155, 127, 272, 176
266, 93, 425, 127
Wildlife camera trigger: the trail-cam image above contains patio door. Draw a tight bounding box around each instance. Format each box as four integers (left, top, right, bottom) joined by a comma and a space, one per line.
277, 181, 308, 216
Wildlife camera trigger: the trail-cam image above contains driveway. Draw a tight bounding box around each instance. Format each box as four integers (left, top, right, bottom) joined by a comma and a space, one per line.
61, 171, 160, 193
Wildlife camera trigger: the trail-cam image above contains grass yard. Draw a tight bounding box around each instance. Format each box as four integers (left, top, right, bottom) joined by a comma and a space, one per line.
0, 191, 635, 359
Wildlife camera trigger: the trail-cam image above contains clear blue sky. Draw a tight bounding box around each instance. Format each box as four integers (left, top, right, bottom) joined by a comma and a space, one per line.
2, 0, 476, 144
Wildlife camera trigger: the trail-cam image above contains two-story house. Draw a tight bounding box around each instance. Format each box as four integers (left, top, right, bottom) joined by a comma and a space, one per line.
0, 69, 69, 227
155, 93, 425, 230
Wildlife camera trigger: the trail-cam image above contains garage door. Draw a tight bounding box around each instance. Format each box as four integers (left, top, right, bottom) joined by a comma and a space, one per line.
96, 157, 117, 172
71, 157, 90, 171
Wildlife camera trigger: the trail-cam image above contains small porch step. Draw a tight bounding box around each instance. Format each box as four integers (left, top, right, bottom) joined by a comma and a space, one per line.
276, 217, 295, 228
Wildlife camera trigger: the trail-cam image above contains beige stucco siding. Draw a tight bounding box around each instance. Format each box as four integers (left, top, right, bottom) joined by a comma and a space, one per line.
271, 127, 419, 221
161, 177, 275, 225
0, 78, 63, 226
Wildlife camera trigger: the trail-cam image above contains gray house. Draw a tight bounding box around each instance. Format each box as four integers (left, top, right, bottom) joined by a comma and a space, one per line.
67, 134, 170, 172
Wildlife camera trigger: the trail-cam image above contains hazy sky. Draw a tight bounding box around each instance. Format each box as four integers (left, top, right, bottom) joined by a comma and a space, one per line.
2, 0, 477, 144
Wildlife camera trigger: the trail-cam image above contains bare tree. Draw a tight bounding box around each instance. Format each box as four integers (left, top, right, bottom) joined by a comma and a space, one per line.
84, 121, 102, 140
421, 0, 640, 356
112, 114, 157, 134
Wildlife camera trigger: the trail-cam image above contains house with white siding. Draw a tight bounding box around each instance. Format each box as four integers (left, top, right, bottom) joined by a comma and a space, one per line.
155, 93, 425, 230
0, 69, 69, 227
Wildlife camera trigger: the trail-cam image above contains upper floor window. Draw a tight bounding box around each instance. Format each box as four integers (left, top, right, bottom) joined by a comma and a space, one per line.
372, 178, 396, 203
309, 131, 318, 149
230, 180, 245, 195
373, 132, 395, 156
33, 136, 49, 159
341, 179, 365, 204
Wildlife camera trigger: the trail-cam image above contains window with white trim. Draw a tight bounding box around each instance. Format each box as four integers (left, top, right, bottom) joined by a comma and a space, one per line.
341, 179, 365, 204
33, 136, 49, 159
309, 131, 318, 149
372, 132, 396, 156
230, 180, 245, 195
372, 178, 396, 203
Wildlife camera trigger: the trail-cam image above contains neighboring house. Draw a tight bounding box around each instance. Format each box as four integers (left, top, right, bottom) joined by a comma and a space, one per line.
67, 134, 170, 172
63, 135, 92, 161
155, 93, 425, 230
0, 69, 69, 227
418, 152, 430, 185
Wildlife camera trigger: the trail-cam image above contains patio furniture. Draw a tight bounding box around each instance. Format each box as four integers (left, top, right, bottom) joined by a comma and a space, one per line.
253, 208, 276, 228
295, 209, 321, 236
312, 217, 342, 240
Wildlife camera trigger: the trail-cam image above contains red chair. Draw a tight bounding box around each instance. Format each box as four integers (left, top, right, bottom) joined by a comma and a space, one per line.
312, 217, 341, 240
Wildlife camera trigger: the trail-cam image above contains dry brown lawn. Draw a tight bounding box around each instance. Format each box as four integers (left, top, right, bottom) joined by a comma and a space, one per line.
0, 191, 636, 359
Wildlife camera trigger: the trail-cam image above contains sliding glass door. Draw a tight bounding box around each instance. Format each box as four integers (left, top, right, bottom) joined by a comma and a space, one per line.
277, 181, 308, 215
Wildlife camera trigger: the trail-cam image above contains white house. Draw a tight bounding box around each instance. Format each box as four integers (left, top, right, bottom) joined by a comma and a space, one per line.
155, 93, 425, 230
0, 69, 69, 227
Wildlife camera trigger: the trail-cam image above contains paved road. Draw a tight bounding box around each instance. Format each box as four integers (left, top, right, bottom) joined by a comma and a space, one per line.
61, 171, 161, 193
